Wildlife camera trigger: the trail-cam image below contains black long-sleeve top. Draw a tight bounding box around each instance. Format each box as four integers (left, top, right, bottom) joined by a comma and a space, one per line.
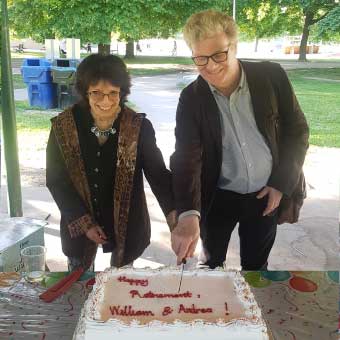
46, 104, 174, 260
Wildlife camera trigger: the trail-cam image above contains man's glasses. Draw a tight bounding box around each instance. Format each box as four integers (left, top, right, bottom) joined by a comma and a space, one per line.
192, 50, 229, 66
87, 90, 120, 101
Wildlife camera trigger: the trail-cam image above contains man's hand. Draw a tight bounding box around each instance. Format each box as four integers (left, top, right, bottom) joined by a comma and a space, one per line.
166, 210, 178, 231
257, 186, 283, 216
171, 215, 200, 265
85, 225, 108, 244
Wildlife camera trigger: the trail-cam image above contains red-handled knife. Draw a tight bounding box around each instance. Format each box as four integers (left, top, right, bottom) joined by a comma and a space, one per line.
39, 267, 84, 303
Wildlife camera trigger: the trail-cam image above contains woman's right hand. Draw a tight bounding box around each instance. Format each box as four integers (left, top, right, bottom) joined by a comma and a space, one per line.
85, 225, 108, 244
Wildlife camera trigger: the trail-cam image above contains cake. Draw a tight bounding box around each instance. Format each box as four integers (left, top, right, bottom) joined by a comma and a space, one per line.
73, 267, 270, 339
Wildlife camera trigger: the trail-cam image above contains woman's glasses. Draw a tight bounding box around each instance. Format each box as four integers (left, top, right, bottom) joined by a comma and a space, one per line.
192, 50, 229, 66
87, 90, 120, 101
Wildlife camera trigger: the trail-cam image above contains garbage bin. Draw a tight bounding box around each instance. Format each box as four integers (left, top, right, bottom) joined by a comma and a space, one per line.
52, 59, 80, 109
21, 58, 57, 109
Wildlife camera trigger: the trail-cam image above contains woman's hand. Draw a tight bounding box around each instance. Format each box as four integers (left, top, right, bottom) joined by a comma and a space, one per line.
85, 225, 108, 244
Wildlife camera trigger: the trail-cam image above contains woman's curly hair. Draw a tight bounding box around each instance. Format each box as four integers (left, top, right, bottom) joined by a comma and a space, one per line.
75, 54, 131, 108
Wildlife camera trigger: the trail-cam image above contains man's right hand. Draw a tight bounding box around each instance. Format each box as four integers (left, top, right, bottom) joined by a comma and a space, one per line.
85, 225, 108, 245
171, 215, 200, 265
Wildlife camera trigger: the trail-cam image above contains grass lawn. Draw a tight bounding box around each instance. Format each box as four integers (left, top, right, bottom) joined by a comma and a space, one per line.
125, 56, 193, 76
15, 101, 57, 132
287, 68, 340, 148
124, 56, 192, 65
12, 55, 194, 89
13, 101, 56, 167
11, 66, 340, 148
11, 51, 45, 58
12, 74, 26, 89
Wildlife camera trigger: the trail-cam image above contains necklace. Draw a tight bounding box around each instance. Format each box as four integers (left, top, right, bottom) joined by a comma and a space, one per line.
91, 125, 116, 137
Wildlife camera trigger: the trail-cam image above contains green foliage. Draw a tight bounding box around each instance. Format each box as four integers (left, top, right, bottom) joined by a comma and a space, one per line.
237, 0, 301, 40
8, 0, 339, 59
298, 0, 337, 16
237, 1, 339, 45
8, 0, 228, 46
316, 6, 340, 41
269, 1, 339, 60
8, 0, 57, 42
280, 0, 339, 33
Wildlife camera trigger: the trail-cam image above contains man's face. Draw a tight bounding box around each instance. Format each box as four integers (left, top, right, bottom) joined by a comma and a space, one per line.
191, 32, 238, 90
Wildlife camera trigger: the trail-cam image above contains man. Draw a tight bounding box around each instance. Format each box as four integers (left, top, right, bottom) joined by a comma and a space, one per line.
59, 39, 66, 56
87, 43, 92, 53
170, 10, 309, 270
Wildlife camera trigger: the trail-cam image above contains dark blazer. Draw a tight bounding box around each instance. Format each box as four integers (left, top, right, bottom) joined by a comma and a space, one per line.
47, 105, 174, 266
170, 61, 309, 223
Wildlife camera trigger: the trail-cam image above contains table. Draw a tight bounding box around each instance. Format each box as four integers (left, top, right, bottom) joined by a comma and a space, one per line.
0, 271, 93, 339
244, 271, 339, 339
0, 217, 45, 272
0, 271, 338, 339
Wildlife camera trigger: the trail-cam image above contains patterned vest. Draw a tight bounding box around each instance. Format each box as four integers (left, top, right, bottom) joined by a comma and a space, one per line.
52, 106, 143, 268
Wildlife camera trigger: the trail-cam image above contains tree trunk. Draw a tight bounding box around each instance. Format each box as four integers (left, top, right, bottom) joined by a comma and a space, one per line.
254, 37, 259, 52
98, 44, 110, 55
125, 40, 135, 58
299, 12, 313, 62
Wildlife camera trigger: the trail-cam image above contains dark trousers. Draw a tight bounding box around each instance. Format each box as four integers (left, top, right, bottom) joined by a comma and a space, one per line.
201, 188, 277, 270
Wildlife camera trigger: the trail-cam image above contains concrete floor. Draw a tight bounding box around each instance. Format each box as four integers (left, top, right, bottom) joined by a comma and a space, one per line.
0, 186, 339, 272
1, 143, 339, 272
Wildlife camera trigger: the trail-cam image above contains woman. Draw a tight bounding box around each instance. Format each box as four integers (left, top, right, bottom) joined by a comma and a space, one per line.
46, 54, 175, 271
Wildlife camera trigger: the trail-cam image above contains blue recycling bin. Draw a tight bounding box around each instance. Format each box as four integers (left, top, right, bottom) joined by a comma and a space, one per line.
21, 58, 57, 109
52, 59, 80, 109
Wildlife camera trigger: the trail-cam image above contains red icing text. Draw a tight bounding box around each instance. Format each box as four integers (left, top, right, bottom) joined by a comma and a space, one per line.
178, 304, 213, 314
225, 302, 229, 315
109, 305, 154, 316
129, 290, 192, 299
162, 306, 173, 316
117, 276, 148, 286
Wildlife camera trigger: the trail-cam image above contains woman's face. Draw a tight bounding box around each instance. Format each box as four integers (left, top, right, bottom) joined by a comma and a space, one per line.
87, 80, 121, 121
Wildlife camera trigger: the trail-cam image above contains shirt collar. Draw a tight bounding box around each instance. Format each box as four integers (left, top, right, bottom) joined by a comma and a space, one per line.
238, 63, 246, 90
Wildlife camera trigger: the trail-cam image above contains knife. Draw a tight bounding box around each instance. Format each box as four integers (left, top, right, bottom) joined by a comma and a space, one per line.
39, 267, 84, 303
177, 258, 186, 293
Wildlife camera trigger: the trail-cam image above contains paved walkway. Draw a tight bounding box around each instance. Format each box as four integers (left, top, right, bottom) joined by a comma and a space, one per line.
4, 72, 340, 272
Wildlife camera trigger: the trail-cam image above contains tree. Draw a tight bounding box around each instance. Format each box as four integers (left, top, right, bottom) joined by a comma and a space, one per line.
236, 0, 301, 52
281, 0, 339, 61
8, 0, 57, 42
9, 0, 117, 55
115, 0, 229, 57
316, 5, 340, 41
8, 0, 229, 57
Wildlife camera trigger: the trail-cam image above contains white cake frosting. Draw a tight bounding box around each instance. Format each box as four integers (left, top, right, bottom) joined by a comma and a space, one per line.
73, 267, 269, 340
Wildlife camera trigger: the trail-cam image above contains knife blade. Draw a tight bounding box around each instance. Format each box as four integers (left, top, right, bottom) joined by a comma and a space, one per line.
177, 258, 186, 293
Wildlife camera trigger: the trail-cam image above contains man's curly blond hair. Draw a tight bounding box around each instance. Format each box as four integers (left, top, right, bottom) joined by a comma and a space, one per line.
183, 9, 238, 49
